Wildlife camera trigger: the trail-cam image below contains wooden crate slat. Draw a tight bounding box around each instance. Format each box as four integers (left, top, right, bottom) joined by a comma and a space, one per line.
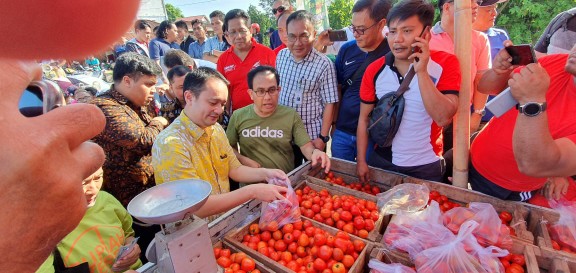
527, 206, 576, 262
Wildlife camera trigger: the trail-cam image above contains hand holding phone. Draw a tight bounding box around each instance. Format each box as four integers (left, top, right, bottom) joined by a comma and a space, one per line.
411, 26, 431, 62
505, 44, 536, 66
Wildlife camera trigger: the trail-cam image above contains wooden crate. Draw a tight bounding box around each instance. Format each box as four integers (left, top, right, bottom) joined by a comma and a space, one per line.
294, 179, 386, 242
369, 240, 545, 273
305, 158, 404, 196
224, 217, 372, 273
526, 205, 576, 264
403, 176, 534, 244
213, 240, 276, 273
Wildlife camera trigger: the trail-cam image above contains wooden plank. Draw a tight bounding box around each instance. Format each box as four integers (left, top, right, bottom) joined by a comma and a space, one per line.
403, 176, 533, 244
213, 240, 276, 273
305, 158, 404, 193
294, 180, 385, 242
533, 246, 572, 273
223, 217, 372, 273
538, 246, 576, 272
526, 206, 576, 262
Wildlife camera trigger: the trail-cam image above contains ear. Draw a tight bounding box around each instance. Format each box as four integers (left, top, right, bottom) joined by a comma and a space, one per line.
248, 89, 255, 101
122, 75, 132, 87
184, 90, 194, 104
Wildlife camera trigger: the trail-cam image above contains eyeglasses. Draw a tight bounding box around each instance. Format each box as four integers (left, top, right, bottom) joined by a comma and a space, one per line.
349, 21, 379, 35
287, 33, 312, 43
272, 6, 286, 15
252, 87, 279, 97
225, 29, 249, 37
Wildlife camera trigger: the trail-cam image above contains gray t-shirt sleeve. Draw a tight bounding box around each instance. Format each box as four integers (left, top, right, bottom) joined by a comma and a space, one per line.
535, 12, 563, 53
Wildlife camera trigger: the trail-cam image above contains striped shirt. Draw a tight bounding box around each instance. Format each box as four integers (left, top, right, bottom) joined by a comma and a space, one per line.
276, 48, 339, 139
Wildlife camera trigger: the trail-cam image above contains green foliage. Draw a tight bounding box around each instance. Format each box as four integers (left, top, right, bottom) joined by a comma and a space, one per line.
248, 4, 275, 47
327, 0, 355, 29
165, 3, 184, 22
496, 0, 575, 44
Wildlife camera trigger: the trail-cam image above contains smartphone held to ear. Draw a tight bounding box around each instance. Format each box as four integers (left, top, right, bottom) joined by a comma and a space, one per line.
505, 44, 537, 66
328, 29, 348, 42
411, 26, 430, 62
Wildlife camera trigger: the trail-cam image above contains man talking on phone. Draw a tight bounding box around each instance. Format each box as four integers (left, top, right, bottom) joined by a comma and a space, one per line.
356, 0, 461, 183
330, 0, 392, 162
468, 43, 576, 206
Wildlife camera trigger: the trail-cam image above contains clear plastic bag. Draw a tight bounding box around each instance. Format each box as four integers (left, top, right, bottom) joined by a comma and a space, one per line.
377, 184, 429, 215
414, 221, 488, 273
443, 202, 513, 249
258, 177, 301, 231
384, 204, 456, 259
549, 200, 576, 251
368, 259, 416, 273
463, 233, 509, 273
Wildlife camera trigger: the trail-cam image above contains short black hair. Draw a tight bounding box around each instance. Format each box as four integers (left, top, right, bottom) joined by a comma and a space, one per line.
175, 20, 189, 30
247, 66, 280, 89
135, 20, 152, 31
191, 19, 204, 29
224, 9, 251, 32
286, 10, 314, 31
164, 49, 196, 70
387, 0, 435, 28
112, 52, 162, 83
352, 0, 393, 23
156, 20, 175, 39
183, 67, 230, 98
210, 10, 225, 20
167, 65, 192, 83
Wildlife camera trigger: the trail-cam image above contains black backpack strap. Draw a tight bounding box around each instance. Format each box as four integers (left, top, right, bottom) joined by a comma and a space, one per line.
52, 248, 90, 273
342, 39, 389, 94
545, 8, 576, 45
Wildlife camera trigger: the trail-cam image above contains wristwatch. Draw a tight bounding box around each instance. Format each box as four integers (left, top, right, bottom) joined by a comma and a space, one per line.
473, 108, 486, 117
516, 102, 547, 117
318, 134, 330, 143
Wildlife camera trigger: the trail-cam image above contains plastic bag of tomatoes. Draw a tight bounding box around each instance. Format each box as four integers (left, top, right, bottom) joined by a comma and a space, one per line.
259, 177, 301, 231
414, 221, 489, 273
384, 215, 456, 259
464, 236, 509, 273
443, 202, 513, 250
377, 184, 429, 215
548, 200, 576, 252
368, 259, 416, 273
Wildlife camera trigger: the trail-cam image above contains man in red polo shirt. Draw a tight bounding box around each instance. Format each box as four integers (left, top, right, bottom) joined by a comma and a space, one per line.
470, 43, 576, 206
217, 9, 276, 114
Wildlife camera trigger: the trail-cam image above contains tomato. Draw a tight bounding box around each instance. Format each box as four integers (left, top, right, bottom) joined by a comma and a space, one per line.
217, 256, 232, 268
332, 247, 344, 261
234, 252, 247, 264
230, 263, 240, 271
269, 251, 281, 261
343, 223, 355, 234
288, 242, 298, 253
365, 219, 375, 232
286, 260, 299, 271
318, 245, 334, 261
333, 238, 349, 252
305, 226, 316, 237
350, 205, 361, 217
240, 258, 256, 272
511, 254, 526, 266
342, 255, 355, 268
281, 251, 293, 263
223, 268, 233, 273
551, 239, 561, 250
274, 240, 287, 252
283, 233, 295, 244
499, 211, 513, 224
282, 223, 294, 234
340, 211, 353, 222
500, 258, 511, 268
252, 270, 261, 273
298, 234, 310, 247
260, 231, 271, 242
353, 240, 365, 252
249, 223, 260, 235
296, 246, 307, 258
314, 233, 327, 246
213, 247, 222, 259
273, 230, 283, 241
258, 246, 269, 256
220, 249, 231, 258
353, 217, 365, 230
371, 211, 379, 221
293, 221, 304, 230
335, 231, 350, 240
249, 235, 260, 244
332, 262, 346, 273
506, 263, 525, 273
326, 235, 336, 247
267, 221, 279, 232
313, 258, 327, 271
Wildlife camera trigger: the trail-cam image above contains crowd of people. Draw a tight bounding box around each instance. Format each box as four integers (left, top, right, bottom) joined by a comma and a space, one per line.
1, 0, 576, 272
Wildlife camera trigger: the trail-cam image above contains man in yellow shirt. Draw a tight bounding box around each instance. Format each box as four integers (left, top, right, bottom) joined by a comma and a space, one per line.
152, 67, 289, 219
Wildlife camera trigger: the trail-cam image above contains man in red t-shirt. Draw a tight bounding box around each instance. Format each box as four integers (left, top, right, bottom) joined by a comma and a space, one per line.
356, 0, 460, 183
217, 9, 276, 114
471, 43, 576, 206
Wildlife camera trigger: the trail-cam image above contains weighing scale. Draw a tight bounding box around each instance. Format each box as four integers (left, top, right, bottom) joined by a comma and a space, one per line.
127, 179, 221, 273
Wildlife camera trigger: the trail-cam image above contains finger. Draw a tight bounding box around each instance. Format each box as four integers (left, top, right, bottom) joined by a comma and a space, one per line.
70, 141, 106, 183
324, 157, 331, 173
0, 61, 42, 109
311, 154, 318, 167
320, 155, 326, 170
39, 103, 106, 149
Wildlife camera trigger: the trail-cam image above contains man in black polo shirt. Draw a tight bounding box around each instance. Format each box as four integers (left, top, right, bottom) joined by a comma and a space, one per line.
331, 0, 392, 162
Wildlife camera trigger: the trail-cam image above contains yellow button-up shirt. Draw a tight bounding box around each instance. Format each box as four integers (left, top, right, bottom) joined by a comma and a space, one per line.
152, 112, 241, 195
